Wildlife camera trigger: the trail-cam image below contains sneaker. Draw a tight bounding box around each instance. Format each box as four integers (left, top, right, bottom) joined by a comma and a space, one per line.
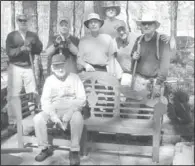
69, 151, 80, 165
35, 146, 53, 162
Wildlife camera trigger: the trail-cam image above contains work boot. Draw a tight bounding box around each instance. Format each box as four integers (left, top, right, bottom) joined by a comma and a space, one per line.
35, 146, 53, 162
69, 151, 80, 165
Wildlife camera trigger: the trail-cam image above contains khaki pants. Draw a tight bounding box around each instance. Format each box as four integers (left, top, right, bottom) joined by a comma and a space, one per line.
33, 111, 84, 151
7, 64, 37, 125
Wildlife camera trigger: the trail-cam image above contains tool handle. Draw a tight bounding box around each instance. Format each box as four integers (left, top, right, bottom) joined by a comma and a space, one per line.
130, 60, 137, 90
29, 52, 38, 92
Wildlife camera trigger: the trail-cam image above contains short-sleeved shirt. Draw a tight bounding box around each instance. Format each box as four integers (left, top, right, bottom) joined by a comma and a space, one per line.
77, 34, 117, 66
100, 18, 126, 39
115, 32, 140, 72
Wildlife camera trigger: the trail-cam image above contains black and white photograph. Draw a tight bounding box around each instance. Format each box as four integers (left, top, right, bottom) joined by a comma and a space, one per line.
1, 1, 194, 165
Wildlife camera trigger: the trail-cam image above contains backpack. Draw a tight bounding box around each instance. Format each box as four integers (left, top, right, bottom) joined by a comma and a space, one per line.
167, 87, 192, 124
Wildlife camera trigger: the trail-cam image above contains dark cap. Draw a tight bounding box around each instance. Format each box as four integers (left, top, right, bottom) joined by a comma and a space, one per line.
58, 17, 70, 25
16, 14, 29, 21
115, 21, 127, 30
51, 54, 67, 65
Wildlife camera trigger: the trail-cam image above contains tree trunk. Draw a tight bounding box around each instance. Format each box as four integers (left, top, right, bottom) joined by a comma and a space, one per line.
126, 1, 131, 32
47, 1, 58, 46
73, 1, 76, 36
11, 1, 15, 31
170, 1, 178, 38
93, 1, 104, 19
169, 1, 178, 50
79, 2, 85, 38
22, 1, 38, 33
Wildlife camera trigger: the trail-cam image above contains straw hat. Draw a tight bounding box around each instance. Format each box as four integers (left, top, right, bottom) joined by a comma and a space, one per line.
136, 14, 160, 29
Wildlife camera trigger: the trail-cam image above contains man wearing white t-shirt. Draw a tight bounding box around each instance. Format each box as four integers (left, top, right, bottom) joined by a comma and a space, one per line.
33, 53, 86, 165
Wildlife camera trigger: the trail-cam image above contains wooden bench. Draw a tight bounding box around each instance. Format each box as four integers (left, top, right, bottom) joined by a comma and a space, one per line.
16, 73, 165, 162
82, 78, 167, 163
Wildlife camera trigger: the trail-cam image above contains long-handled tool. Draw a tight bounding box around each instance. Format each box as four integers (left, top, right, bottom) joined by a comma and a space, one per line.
130, 60, 138, 90
29, 52, 38, 93
130, 35, 144, 90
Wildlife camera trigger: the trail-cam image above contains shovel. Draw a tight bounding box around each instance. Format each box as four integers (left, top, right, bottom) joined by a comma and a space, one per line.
119, 59, 146, 101
29, 49, 41, 109
145, 84, 168, 107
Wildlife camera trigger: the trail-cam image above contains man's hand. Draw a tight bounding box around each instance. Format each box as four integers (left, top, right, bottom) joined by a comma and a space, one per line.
85, 63, 95, 72
20, 45, 31, 52
153, 84, 161, 97
54, 36, 62, 47
52, 116, 61, 125
132, 52, 140, 60
65, 37, 71, 45
160, 34, 170, 44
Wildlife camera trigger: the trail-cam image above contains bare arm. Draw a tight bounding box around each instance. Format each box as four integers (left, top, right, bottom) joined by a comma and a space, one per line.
156, 41, 171, 85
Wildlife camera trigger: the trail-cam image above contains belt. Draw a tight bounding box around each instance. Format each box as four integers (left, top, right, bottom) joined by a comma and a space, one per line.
136, 73, 157, 80
91, 64, 107, 71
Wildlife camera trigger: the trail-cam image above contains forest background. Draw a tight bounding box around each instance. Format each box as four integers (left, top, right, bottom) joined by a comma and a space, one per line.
1, 1, 194, 107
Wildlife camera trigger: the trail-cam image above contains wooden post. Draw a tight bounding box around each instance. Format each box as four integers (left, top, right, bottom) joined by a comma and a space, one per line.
11, 1, 15, 31
1, 148, 32, 154
152, 102, 167, 163
15, 96, 24, 148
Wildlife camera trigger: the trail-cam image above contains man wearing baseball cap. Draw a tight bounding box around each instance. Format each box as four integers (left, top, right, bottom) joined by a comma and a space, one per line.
114, 21, 140, 73
33, 53, 86, 165
45, 17, 79, 76
5, 13, 43, 133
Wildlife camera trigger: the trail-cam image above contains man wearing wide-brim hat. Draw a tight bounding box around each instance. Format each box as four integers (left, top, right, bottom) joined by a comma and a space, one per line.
44, 17, 79, 76
99, 1, 126, 39
130, 13, 172, 100
77, 13, 123, 81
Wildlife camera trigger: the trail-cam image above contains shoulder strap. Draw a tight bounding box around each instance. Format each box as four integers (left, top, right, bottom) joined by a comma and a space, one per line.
136, 35, 144, 55
156, 33, 160, 60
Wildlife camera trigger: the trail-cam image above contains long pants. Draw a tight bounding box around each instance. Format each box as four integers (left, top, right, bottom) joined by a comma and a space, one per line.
7, 64, 37, 125
33, 111, 84, 151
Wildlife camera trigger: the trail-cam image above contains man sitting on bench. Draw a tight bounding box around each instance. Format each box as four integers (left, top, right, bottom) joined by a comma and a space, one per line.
33, 53, 86, 165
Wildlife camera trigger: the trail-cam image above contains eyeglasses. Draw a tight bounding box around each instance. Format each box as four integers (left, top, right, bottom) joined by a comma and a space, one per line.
52, 63, 67, 69
141, 22, 154, 26
18, 19, 27, 23
117, 27, 126, 32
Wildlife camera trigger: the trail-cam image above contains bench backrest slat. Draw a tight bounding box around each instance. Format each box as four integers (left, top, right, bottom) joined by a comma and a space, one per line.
84, 79, 154, 119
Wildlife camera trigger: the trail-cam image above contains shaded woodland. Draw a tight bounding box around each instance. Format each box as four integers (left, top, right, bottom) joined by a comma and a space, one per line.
1, 1, 194, 96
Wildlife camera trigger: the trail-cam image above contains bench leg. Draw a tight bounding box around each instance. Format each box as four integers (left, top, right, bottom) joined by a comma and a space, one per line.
152, 102, 165, 163
15, 97, 24, 148
80, 125, 88, 156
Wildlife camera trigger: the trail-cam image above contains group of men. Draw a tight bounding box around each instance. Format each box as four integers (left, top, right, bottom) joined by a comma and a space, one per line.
5, 1, 175, 165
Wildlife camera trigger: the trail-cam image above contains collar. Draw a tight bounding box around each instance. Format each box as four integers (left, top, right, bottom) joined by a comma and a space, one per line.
18, 30, 27, 40
54, 72, 69, 82
59, 32, 70, 41
143, 31, 157, 42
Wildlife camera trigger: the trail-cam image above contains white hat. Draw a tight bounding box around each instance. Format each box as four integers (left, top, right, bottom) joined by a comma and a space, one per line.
136, 14, 160, 29
84, 13, 104, 28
